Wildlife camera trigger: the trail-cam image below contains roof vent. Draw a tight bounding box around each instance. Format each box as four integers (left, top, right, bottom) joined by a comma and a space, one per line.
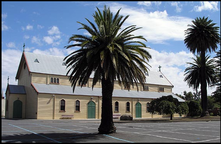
160, 75, 163, 78
34, 58, 39, 63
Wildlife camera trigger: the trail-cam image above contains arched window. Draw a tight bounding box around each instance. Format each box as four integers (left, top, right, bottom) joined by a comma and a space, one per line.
75, 100, 80, 112
126, 102, 130, 112
57, 78, 59, 84
60, 99, 65, 111
51, 77, 53, 83
146, 102, 150, 112
114, 101, 119, 112
54, 78, 56, 83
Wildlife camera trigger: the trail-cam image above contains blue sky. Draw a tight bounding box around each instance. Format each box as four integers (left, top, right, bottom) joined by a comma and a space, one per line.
2, 1, 220, 96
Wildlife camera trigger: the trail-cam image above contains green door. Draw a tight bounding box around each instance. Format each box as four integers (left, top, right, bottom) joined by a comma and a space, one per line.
88, 101, 95, 119
135, 102, 142, 118
13, 100, 22, 118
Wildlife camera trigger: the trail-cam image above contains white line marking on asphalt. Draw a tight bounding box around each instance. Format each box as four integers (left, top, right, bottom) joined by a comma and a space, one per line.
192, 137, 220, 143
133, 131, 193, 143
8, 124, 61, 143
151, 130, 219, 138
103, 134, 134, 143
34, 124, 85, 134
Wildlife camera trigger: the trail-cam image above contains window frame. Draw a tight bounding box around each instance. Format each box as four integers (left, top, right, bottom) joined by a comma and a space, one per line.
126, 102, 130, 112
60, 99, 65, 112
75, 100, 80, 112
159, 87, 164, 92
51, 77, 53, 83
50, 77, 59, 84
114, 101, 119, 113
143, 85, 149, 91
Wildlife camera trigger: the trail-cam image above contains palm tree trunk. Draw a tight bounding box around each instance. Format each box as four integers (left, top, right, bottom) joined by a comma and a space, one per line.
200, 51, 209, 117
98, 77, 116, 134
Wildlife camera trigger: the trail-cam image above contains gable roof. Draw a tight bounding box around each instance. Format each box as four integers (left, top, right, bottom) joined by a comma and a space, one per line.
16, 52, 173, 87
145, 71, 173, 86
24, 52, 67, 76
6, 85, 26, 94
32, 83, 184, 102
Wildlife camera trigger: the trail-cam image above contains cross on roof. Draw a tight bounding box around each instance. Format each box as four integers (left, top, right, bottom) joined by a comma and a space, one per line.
158, 65, 161, 72
23, 43, 25, 52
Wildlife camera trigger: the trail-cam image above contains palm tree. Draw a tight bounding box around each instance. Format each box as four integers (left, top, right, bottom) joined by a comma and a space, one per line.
184, 17, 220, 116
212, 49, 221, 103
64, 5, 151, 134
184, 55, 217, 94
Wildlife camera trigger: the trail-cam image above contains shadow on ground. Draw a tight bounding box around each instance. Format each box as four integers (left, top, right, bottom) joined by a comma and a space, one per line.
2, 132, 104, 143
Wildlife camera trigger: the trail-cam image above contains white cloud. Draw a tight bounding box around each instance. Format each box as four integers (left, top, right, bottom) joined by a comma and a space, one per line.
2, 21, 9, 31
2, 13, 7, 19
22, 24, 34, 31
24, 35, 30, 39
43, 35, 61, 46
148, 49, 194, 68
2, 49, 22, 96
137, 1, 152, 7
43, 26, 62, 46
43, 36, 54, 44
194, 1, 219, 12
33, 47, 66, 57
6, 42, 16, 48
154, 2, 162, 6
109, 3, 192, 44
48, 26, 60, 35
171, 2, 182, 13
26, 24, 33, 30
24, 46, 35, 52
37, 24, 44, 29
31, 36, 42, 46
2, 13, 9, 31
33, 12, 40, 15
147, 48, 216, 95
137, 1, 161, 7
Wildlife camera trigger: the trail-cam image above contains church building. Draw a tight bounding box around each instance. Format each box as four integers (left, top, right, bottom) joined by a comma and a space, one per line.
5, 51, 184, 119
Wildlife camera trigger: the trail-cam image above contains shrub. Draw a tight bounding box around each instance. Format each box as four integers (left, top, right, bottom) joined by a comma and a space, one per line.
120, 115, 133, 120
177, 102, 189, 116
188, 100, 202, 117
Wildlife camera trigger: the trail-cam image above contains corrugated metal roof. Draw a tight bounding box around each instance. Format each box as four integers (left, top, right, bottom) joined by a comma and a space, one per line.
25, 52, 67, 76
8, 85, 26, 94
24, 52, 173, 86
145, 71, 173, 86
32, 83, 185, 102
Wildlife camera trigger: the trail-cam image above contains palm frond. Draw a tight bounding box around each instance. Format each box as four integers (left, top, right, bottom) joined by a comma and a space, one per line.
64, 5, 152, 92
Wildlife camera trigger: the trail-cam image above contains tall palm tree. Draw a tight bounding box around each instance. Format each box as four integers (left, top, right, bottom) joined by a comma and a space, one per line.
184, 17, 220, 116
212, 49, 221, 103
64, 5, 151, 134
184, 55, 217, 95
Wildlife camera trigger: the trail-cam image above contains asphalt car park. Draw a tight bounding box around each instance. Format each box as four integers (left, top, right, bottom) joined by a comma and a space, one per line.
1, 118, 220, 143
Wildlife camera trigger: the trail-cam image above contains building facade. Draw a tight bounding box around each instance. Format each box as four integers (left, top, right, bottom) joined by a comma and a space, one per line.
5, 52, 184, 119
2, 95, 5, 117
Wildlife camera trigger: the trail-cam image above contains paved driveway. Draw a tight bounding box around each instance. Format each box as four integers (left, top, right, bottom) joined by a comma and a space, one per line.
1, 118, 220, 143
